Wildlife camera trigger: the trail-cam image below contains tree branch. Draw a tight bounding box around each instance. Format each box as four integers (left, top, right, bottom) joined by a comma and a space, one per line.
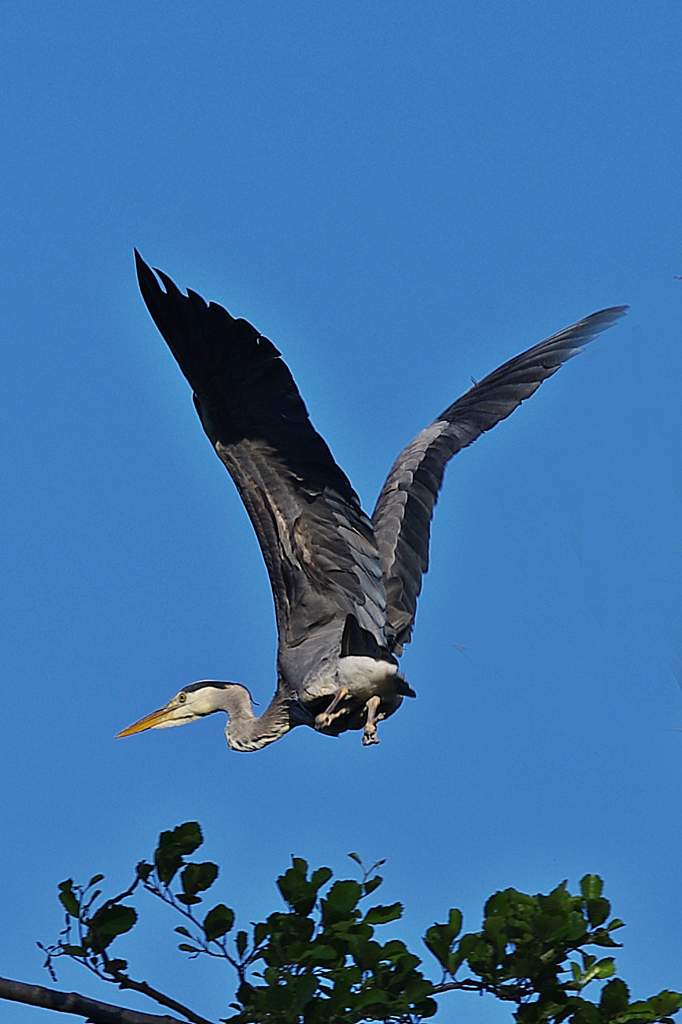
0, 975, 200, 1024
102, 958, 214, 1024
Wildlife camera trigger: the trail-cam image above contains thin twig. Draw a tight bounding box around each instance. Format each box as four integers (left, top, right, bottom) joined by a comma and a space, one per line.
93, 944, 213, 1024
143, 877, 239, 969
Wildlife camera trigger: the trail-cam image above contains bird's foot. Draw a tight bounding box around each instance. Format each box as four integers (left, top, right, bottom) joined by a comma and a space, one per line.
362, 724, 380, 745
315, 686, 350, 730
315, 706, 351, 729
362, 695, 384, 746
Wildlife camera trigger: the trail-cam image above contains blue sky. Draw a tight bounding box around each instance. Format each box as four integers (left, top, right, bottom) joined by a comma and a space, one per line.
1, 2, 681, 1021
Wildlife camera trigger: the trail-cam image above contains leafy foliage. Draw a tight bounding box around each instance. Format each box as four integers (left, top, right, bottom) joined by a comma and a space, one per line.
425, 872, 681, 1024
38, 824, 682, 1024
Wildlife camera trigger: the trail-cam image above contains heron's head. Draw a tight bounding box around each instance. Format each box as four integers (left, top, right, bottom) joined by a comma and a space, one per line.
116, 681, 249, 737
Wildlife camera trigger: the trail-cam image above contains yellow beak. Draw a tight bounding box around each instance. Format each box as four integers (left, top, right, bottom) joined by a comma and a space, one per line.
116, 704, 175, 738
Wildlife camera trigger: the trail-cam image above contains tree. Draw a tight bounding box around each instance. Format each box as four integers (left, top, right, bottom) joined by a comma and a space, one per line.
1, 823, 680, 1024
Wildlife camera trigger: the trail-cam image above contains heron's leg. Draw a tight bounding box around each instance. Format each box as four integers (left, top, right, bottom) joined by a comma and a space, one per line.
362, 695, 385, 746
315, 686, 350, 729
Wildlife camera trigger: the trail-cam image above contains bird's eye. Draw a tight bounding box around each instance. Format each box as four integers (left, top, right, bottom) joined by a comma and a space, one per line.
178, 693, 187, 704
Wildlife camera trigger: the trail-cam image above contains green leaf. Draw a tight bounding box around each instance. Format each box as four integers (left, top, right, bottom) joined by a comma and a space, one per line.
600, 978, 630, 1013
591, 931, 622, 948
348, 852, 362, 865
310, 866, 332, 891
586, 897, 610, 927
581, 874, 603, 900
236, 930, 248, 957
175, 926, 192, 937
307, 943, 338, 964
566, 910, 589, 942
176, 893, 202, 905
649, 991, 682, 1017
595, 958, 616, 979
321, 879, 362, 924
355, 987, 391, 1010
277, 860, 319, 916
424, 925, 453, 970
88, 874, 104, 887
88, 905, 137, 948
364, 902, 403, 925
181, 861, 218, 895
60, 944, 86, 957
136, 861, 153, 882
178, 943, 201, 954
424, 908, 464, 972
447, 908, 463, 936
290, 973, 318, 1014
447, 949, 467, 975
580, 965, 602, 986
203, 904, 235, 941
155, 823, 203, 884
418, 997, 439, 1019
364, 876, 382, 896
58, 881, 80, 918
570, 1002, 601, 1024
105, 959, 127, 973
348, 937, 383, 971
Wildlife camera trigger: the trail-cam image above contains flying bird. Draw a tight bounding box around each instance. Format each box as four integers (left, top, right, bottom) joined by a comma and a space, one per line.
117, 253, 626, 751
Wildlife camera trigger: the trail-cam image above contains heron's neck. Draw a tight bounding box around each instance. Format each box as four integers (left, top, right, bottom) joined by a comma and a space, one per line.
224, 686, 291, 752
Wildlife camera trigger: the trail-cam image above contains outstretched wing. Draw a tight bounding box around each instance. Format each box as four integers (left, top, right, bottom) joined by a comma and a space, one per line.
135, 253, 387, 652
372, 307, 628, 653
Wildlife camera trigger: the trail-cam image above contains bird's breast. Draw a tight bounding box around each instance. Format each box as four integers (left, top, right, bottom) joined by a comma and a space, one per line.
336, 655, 399, 702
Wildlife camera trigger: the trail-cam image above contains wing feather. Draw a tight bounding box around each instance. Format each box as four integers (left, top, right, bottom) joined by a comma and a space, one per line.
373, 307, 628, 652
135, 252, 388, 651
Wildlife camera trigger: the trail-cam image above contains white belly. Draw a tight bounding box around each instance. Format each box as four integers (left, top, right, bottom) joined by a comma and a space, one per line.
337, 656, 399, 702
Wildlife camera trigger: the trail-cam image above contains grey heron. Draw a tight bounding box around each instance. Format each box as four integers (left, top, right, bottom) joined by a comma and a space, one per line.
117, 253, 626, 751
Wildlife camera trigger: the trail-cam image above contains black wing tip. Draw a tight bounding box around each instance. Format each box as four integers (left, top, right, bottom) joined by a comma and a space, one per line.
560, 304, 629, 357
134, 254, 205, 328
134, 249, 166, 301
566, 305, 628, 338
597, 304, 628, 314
133, 248, 151, 280
134, 252, 209, 309
587, 304, 629, 325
